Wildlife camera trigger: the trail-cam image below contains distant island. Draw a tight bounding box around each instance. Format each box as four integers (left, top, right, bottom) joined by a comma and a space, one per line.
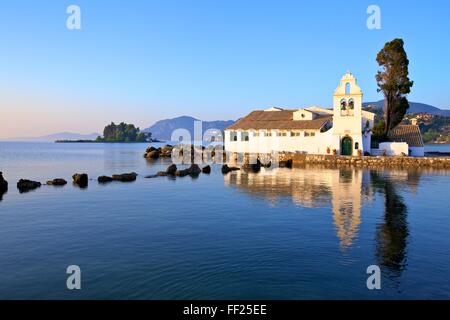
95, 122, 150, 142
57, 122, 158, 143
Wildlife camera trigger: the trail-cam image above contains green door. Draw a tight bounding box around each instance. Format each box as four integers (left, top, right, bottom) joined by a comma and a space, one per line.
341, 137, 353, 156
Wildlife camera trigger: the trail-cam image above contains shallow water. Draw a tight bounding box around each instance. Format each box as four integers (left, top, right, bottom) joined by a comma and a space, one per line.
0, 142, 449, 299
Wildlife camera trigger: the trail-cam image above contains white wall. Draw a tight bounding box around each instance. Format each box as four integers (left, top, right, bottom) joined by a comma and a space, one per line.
378, 142, 409, 156
362, 133, 371, 155
225, 129, 335, 155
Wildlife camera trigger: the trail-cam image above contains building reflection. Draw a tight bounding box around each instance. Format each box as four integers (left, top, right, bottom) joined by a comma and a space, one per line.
224, 167, 423, 282
224, 167, 372, 248
223, 167, 420, 270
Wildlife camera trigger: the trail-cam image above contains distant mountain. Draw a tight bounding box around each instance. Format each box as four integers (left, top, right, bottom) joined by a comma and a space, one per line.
143, 116, 235, 141
363, 100, 450, 116
8, 132, 100, 142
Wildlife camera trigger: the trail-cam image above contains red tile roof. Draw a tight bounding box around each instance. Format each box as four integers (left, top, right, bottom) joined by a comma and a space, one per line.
226, 110, 332, 131
388, 125, 424, 147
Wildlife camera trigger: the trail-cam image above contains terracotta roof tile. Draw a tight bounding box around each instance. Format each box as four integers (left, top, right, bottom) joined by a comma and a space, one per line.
226, 110, 332, 130
388, 125, 424, 147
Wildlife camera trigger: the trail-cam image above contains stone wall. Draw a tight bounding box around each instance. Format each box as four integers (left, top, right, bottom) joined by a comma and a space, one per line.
278, 153, 450, 169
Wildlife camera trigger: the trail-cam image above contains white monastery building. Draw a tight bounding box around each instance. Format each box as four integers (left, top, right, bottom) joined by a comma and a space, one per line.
224, 72, 424, 157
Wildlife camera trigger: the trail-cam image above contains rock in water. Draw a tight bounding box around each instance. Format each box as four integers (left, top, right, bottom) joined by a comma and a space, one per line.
221, 165, 240, 174
46, 178, 67, 186
166, 164, 177, 175
146, 146, 157, 153
17, 179, 42, 193
175, 164, 202, 177
0, 172, 8, 200
189, 164, 201, 176
98, 176, 113, 183
112, 172, 138, 182
146, 150, 160, 159
0, 172, 8, 193
202, 165, 211, 174
72, 173, 88, 187
175, 169, 190, 177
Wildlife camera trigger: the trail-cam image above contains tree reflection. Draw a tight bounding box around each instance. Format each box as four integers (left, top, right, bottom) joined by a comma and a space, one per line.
371, 171, 411, 282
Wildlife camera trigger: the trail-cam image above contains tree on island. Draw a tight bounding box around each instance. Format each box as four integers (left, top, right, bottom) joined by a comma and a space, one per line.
375, 38, 414, 139
96, 122, 151, 142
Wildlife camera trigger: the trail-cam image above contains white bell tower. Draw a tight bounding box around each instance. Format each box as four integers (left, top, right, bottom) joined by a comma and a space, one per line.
332, 72, 364, 156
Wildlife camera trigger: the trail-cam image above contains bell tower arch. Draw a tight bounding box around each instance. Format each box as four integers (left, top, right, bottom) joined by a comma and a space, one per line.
332, 72, 364, 156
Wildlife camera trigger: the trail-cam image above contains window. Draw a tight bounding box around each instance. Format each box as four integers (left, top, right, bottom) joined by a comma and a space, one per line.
355, 142, 359, 150
304, 132, 315, 137
345, 82, 351, 95
304, 132, 310, 137
230, 131, 238, 141
291, 132, 301, 137
253, 132, 260, 137
264, 132, 272, 137
277, 132, 287, 137
241, 131, 249, 141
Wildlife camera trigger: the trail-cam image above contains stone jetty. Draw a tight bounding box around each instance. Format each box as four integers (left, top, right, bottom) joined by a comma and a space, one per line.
278, 153, 450, 169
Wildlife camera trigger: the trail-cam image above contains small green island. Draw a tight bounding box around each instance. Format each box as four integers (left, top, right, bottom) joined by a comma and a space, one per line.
56, 122, 159, 143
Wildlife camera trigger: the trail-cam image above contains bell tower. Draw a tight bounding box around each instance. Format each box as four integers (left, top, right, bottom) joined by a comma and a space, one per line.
332, 72, 364, 156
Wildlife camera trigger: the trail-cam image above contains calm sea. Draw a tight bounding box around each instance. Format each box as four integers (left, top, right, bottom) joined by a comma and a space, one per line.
0, 142, 449, 299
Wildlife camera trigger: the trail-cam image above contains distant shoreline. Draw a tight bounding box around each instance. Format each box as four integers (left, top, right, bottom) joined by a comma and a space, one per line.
55, 139, 163, 143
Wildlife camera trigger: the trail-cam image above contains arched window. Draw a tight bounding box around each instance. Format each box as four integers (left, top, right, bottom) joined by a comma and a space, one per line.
340, 99, 347, 110
348, 98, 354, 110
345, 83, 351, 95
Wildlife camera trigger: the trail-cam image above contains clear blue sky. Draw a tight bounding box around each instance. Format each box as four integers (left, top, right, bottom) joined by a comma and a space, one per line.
0, 0, 449, 137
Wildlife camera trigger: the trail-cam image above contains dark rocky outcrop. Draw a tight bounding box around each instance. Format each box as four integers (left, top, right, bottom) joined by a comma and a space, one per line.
98, 176, 113, 183
17, 179, 42, 193
0, 172, 8, 193
202, 165, 211, 174
112, 172, 138, 182
175, 164, 201, 177
189, 164, 202, 176
144, 145, 174, 159
155, 164, 178, 177
72, 173, 88, 187
146, 150, 160, 160
46, 178, 67, 186
146, 146, 157, 153
221, 165, 240, 174
166, 164, 177, 175
0, 172, 8, 200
